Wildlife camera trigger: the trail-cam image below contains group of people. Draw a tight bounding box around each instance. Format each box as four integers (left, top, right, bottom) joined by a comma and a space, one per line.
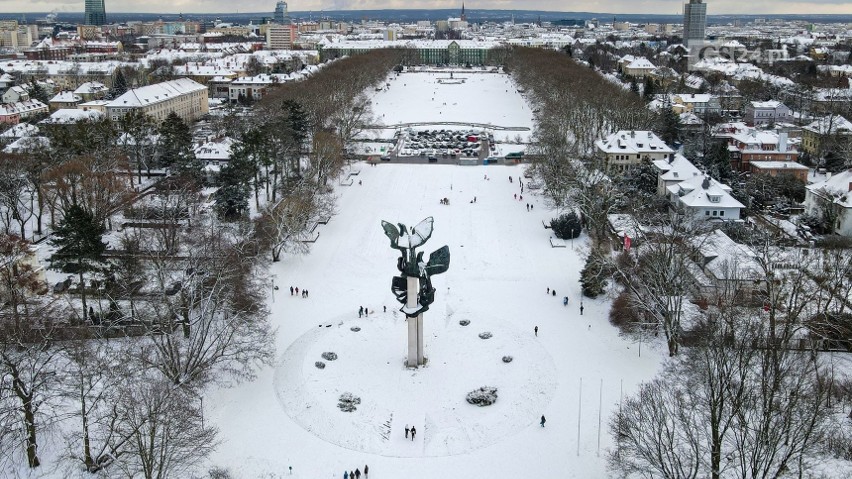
439, 197, 450, 205
290, 286, 309, 298
469, 196, 477, 203
404, 424, 417, 441
358, 306, 373, 318
343, 465, 368, 479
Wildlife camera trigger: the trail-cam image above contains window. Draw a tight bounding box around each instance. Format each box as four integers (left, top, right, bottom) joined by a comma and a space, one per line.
713, 211, 718, 216
720, 211, 725, 217
705, 211, 710, 216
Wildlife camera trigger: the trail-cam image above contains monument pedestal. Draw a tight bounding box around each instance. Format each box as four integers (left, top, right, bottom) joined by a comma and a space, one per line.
406, 276, 425, 367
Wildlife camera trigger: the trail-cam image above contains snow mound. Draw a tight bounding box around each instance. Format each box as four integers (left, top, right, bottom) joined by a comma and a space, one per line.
502, 356, 513, 363
479, 331, 493, 339
459, 319, 470, 326
315, 361, 326, 369
321, 352, 338, 361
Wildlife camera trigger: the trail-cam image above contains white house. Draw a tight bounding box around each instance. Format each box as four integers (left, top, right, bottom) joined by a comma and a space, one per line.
804, 170, 852, 236
595, 130, 675, 171
2, 85, 29, 103
744, 100, 792, 127
667, 174, 744, 220
652, 153, 702, 196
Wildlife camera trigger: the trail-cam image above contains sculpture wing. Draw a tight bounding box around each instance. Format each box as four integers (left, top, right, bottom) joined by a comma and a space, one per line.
425, 245, 450, 276
381, 221, 401, 250
408, 217, 434, 249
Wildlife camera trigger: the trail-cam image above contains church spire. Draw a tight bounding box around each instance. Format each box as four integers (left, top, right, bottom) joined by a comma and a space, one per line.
461, 2, 466, 22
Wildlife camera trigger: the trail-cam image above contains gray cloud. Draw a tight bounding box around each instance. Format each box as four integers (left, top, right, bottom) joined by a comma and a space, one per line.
0, 0, 849, 15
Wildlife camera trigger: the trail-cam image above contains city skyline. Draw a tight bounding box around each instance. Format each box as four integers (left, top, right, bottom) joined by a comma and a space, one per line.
0, 1, 850, 16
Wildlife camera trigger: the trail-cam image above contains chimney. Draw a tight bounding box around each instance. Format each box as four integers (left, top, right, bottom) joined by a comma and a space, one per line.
702, 177, 711, 190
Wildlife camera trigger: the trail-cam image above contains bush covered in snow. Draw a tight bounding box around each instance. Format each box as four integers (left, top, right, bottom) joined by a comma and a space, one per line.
322, 352, 338, 361
502, 356, 513, 363
466, 386, 498, 406
550, 212, 582, 240
338, 393, 361, 412
315, 361, 326, 369
479, 332, 492, 339
459, 320, 470, 326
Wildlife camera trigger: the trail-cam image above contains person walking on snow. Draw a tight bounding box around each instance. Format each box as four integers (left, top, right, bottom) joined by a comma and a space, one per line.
358, 306, 363, 318
540, 415, 546, 427
355, 468, 361, 479
290, 286, 294, 296
534, 326, 538, 336
344, 471, 349, 479
580, 303, 584, 316
411, 426, 416, 440
563, 296, 569, 306
405, 425, 409, 438
546, 287, 550, 294
364, 465, 369, 478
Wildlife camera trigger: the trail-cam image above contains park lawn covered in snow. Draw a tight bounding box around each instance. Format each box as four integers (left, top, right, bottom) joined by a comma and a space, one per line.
203, 163, 663, 479
365, 71, 535, 145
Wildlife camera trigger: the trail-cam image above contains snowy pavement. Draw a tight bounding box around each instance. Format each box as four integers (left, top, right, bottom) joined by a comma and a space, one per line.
204, 164, 663, 479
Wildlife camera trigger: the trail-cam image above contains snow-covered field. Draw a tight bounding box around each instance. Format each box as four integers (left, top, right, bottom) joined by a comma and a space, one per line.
364, 72, 535, 145
205, 164, 663, 478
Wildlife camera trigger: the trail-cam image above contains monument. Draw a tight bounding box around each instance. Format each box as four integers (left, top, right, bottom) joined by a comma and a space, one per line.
381, 217, 450, 367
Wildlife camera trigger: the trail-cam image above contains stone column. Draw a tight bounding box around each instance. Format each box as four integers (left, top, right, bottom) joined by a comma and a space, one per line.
406, 275, 423, 367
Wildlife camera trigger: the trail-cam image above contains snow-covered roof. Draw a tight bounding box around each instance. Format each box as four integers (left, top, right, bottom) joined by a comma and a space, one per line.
108, 78, 206, 109
73, 81, 109, 95
679, 112, 703, 125
749, 100, 786, 110
195, 137, 237, 161
806, 170, 852, 208
692, 229, 763, 282
596, 130, 674, 155
0, 122, 39, 139
749, 161, 808, 171
802, 115, 852, 135
653, 154, 702, 183
49, 91, 82, 103
667, 174, 745, 210
0, 100, 48, 116
40, 108, 103, 125
3, 136, 49, 153
626, 57, 655, 70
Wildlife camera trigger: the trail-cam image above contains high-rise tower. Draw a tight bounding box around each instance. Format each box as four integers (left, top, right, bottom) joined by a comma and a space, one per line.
84, 0, 106, 26
682, 0, 707, 47
275, 1, 289, 24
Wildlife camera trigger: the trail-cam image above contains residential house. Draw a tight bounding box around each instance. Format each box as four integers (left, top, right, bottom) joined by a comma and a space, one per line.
595, 130, 675, 172
622, 57, 656, 78
744, 100, 792, 127
800, 115, 852, 158
749, 161, 809, 182
228, 74, 280, 102
714, 122, 800, 172
667, 174, 744, 220
688, 229, 764, 300
73, 81, 109, 101
0, 100, 48, 124
48, 91, 82, 111
2, 85, 29, 104
652, 153, 702, 196
804, 170, 852, 236
672, 93, 721, 116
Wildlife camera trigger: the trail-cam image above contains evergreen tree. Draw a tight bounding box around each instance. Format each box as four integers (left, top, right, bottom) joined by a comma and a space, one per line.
28, 80, 49, 104
110, 69, 128, 99
551, 212, 583, 240
643, 79, 657, 101
213, 147, 254, 220
49, 204, 108, 322
158, 112, 202, 186
580, 252, 607, 299
629, 76, 640, 95
656, 97, 682, 147
703, 139, 735, 183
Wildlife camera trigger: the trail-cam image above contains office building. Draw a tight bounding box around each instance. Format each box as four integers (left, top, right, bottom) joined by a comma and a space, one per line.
85, 0, 106, 26
682, 0, 707, 47
274, 1, 289, 24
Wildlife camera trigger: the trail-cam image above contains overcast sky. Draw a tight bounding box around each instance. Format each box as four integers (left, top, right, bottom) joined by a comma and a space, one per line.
2, 0, 851, 15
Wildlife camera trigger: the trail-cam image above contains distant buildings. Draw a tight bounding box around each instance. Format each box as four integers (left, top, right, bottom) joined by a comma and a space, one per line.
682, 0, 707, 48
744, 101, 792, 127
84, 0, 107, 26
